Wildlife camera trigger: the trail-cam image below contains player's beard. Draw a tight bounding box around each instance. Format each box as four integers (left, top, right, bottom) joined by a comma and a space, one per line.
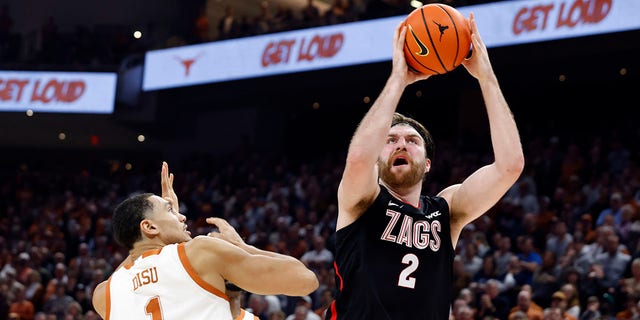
378, 155, 425, 189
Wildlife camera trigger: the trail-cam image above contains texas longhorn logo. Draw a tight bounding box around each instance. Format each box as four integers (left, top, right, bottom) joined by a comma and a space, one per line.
174, 51, 204, 77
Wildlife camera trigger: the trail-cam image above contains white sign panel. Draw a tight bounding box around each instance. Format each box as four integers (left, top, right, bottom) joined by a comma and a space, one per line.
143, 16, 399, 91
143, 0, 639, 91
462, 0, 639, 47
0, 71, 117, 114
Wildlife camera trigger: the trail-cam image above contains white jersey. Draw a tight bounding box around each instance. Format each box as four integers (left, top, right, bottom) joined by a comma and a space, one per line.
235, 308, 259, 320
106, 242, 232, 320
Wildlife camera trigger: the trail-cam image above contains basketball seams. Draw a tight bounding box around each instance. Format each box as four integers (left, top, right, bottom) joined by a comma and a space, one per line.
421, 6, 447, 74
435, 4, 461, 70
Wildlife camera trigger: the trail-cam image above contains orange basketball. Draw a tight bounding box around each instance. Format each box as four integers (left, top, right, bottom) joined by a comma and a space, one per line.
403, 3, 471, 75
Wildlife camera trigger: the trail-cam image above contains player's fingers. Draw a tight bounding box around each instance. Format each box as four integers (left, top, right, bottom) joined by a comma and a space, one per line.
393, 20, 403, 40
205, 217, 218, 224
397, 25, 406, 49
205, 217, 230, 228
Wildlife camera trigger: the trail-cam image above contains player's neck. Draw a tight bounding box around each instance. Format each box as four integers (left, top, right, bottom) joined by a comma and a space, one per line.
381, 181, 422, 207
129, 242, 164, 261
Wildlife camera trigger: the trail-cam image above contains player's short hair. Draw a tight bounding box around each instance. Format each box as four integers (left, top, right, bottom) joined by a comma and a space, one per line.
391, 113, 434, 160
112, 193, 154, 250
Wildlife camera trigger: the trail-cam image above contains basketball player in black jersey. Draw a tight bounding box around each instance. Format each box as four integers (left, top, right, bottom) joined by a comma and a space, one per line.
325, 13, 524, 320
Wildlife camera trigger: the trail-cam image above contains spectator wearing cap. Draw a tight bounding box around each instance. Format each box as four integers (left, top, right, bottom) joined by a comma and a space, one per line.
549, 291, 576, 320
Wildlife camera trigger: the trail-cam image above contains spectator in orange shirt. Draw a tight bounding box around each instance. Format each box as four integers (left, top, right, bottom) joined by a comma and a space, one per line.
509, 289, 543, 320
9, 287, 35, 320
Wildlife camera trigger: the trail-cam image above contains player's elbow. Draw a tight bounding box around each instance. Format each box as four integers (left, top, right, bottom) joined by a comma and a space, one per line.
260, 261, 320, 296
305, 272, 321, 295
509, 153, 525, 177
500, 150, 525, 181
290, 268, 320, 296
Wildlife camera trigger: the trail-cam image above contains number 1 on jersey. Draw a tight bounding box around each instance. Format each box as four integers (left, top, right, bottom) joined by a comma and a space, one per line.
145, 296, 164, 320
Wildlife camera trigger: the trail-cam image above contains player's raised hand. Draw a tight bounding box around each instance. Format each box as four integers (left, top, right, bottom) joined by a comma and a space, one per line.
161, 161, 179, 213
206, 217, 245, 247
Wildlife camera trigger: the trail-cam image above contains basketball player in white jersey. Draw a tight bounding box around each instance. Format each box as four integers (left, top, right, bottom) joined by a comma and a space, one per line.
92, 162, 319, 319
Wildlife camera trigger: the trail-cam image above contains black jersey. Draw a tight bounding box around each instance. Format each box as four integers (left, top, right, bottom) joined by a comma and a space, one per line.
326, 186, 454, 320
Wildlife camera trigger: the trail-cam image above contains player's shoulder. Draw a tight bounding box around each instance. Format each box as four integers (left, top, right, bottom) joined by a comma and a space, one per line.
92, 280, 108, 318
183, 235, 230, 257
435, 183, 459, 202
184, 235, 215, 250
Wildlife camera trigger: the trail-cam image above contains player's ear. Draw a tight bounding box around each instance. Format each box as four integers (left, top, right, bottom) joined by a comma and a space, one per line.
140, 219, 159, 237
424, 158, 431, 174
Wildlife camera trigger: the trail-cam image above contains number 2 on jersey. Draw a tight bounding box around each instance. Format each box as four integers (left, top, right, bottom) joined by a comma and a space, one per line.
145, 296, 164, 320
398, 253, 419, 288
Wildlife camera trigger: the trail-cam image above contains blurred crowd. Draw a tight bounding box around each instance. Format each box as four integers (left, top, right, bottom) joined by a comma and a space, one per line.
1, 124, 640, 320
0, 0, 500, 70
208, 0, 499, 43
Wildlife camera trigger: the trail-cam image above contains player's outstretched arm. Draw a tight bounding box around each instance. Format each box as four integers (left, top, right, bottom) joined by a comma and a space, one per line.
338, 21, 431, 229
192, 217, 319, 296
443, 13, 524, 242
